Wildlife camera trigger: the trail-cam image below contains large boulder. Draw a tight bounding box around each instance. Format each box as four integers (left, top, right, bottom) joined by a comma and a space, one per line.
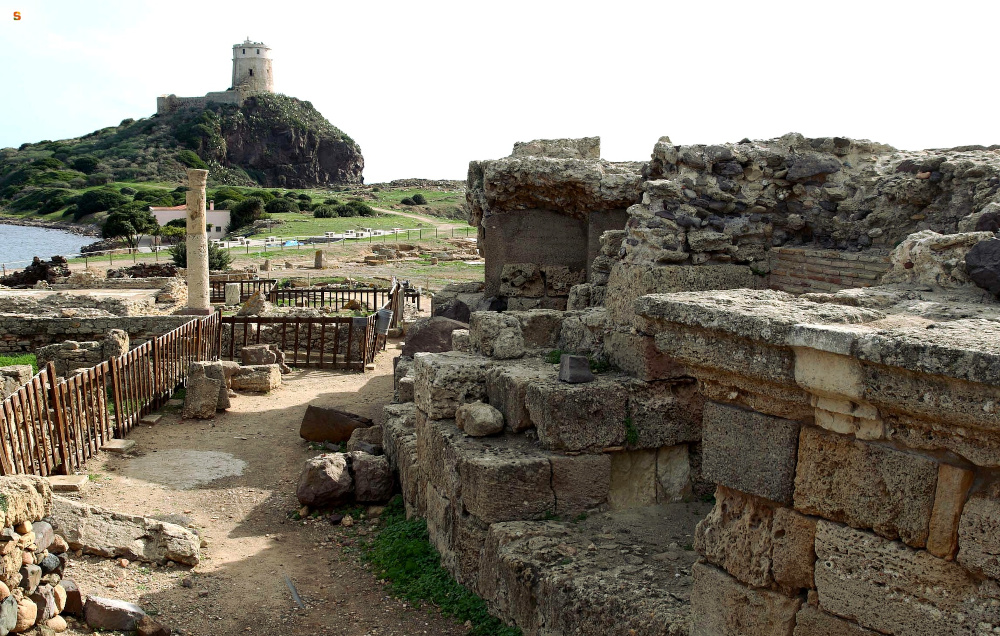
966, 238, 1000, 296
348, 452, 394, 503
0, 476, 52, 528
236, 290, 270, 316
455, 401, 504, 437
296, 454, 353, 507
401, 317, 469, 357
49, 496, 201, 565
299, 405, 372, 443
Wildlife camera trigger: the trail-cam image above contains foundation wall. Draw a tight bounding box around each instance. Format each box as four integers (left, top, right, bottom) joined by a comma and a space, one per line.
768, 247, 892, 294
0, 316, 191, 354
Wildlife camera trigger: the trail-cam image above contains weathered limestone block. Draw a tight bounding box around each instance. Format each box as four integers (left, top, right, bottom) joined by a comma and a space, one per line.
102, 329, 129, 359
381, 403, 421, 515
511, 136, 600, 159
793, 347, 865, 401
793, 426, 937, 548
556, 308, 607, 357
526, 376, 628, 452
49, 496, 200, 565
224, 283, 241, 306
240, 344, 290, 373
0, 476, 51, 528
485, 359, 554, 432
690, 562, 801, 636
882, 230, 993, 289
792, 606, 879, 635
181, 372, 220, 419
512, 310, 563, 349
469, 312, 524, 359
500, 263, 544, 298
604, 331, 686, 381
927, 463, 974, 560
299, 405, 373, 443
702, 402, 800, 505
460, 451, 554, 523
695, 485, 818, 592
814, 520, 1000, 634
413, 351, 492, 420
566, 283, 592, 310
608, 450, 657, 510
346, 424, 384, 454
415, 414, 462, 501
957, 478, 1000, 578
451, 328, 470, 352
656, 445, 692, 503
229, 364, 281, 392
628, 379, 703, 448
455, 401, 504, 437
542, 265, 585, 297
550, 454, 610, 515
197, 361, 229, 410
84, 596, 146, 631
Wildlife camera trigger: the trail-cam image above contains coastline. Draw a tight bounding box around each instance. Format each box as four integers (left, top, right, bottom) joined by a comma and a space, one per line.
0, 215, 101, 237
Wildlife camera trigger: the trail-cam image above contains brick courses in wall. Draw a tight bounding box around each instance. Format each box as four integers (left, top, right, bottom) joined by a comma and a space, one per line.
768, 247, 891, 294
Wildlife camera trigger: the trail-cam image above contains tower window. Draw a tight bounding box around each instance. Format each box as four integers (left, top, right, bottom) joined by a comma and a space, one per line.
249, 69, 253, 76
242, 49, 246, 54
256, 49, 260, 54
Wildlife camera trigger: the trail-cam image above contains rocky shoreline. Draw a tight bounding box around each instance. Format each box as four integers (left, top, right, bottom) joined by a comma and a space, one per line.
0, 215, 101, 237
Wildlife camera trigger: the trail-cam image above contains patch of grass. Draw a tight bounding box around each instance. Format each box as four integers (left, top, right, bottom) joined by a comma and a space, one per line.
0, 354, 38, 373
572, 513, 587, 523
361, 496, 521, 636
588, 356, 611, 374
624, 408, 639, 447
544, 349, 563, 364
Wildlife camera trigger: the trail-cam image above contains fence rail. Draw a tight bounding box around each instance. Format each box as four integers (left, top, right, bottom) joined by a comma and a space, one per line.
0, 312, 220, 477
210, 279, 278, 303
0, 278, 396, 477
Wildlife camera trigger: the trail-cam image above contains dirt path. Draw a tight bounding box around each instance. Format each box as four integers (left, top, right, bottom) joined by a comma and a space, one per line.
372, 207, 467, 231
56, 340, 469, 636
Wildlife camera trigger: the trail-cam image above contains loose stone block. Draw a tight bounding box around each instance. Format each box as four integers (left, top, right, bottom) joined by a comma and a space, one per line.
84, 596, 146, 631
401, 317, 468, 357
927, 463, 974, 559
139, 413, 162, 425
793, 426, 937, 548
299, 405, 373, 443
702, 402, 800, 505
229, 364, 281, 392
101, 439, 136, 454
46, 475, 88, 492
814, 520, 1000, 634
451, 329, 470, 352
608, 450, 657, 510
557, 354, 593, 383
224, 283, 241, 306
792, 606, 879, 635
957, 479, 1000, 579
413, 351, 492, 420
690, 562, 802, 636
455, 401, 504, 437
550, 454, 610, 515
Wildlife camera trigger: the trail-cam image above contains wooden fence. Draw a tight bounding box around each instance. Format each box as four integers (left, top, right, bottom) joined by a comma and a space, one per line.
210, 279, 278, 303
267, 285, 420, 311
0, 312, 220, 477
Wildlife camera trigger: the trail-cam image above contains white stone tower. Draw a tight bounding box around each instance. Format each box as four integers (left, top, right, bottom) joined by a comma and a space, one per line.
231, 38, 273, 94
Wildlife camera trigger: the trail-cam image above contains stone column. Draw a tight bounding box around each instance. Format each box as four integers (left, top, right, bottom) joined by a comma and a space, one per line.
184, 169, 212, 315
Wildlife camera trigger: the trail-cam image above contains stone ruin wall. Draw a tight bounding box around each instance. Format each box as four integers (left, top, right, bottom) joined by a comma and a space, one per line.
384, 134, 1000, 635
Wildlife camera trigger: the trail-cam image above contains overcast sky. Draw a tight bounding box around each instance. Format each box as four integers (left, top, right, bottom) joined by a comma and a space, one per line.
1, 0, 998, 183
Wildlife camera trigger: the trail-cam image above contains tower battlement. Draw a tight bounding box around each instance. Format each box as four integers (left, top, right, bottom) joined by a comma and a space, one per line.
157, 38, 274, 115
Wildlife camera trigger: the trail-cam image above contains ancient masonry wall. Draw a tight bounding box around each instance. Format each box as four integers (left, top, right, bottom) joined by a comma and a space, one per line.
0, 316, 190, 355
767, 247, 892, 294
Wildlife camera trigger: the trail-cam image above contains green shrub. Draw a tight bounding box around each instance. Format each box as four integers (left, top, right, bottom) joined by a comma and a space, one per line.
165, 218, 186, 228
86, 173, 113, 186
119, 186, 137, 196
212, 187, 246, 203
228, 197, 264, 232
68, 178, 86, 189
313, 205, 336, 218
400, 197, 415, 206
170, 241, 232, 270
31, 157, 65, 170
297, 193, 312, 202
77, 188, 127, 215
323, 198, 340, 206
334, 203, 358, 217
177, 150, 208, 169
349, 200, 376, 217
265, 198, 299, 214
283, 191, 298, 199
412, 193, 427, 205
71, 156, 100, 174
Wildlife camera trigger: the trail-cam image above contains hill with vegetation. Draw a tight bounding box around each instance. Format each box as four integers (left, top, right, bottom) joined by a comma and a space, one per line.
0, 94, 363, 223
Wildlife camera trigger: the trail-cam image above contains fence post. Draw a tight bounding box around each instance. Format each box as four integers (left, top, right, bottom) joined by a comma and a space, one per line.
195, 319, 203, 362
45, 362, 71, 474
109, 360, 124, 437
152, 338, 161, 404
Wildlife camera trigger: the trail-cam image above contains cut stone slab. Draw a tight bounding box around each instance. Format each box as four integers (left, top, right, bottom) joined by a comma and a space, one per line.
49, 496, 200, 565
166, 399, 183, 408
691, 562, 802, 636
525, 375, 629, 452
46, 474, 89, 492
558, 354, 594, 383
229, 364, 281, 392
101, 439, 136, 454
300, 405, 373, 443
401, 316, 469, 357
139, 414, 162, 425
84, 596, 146, 631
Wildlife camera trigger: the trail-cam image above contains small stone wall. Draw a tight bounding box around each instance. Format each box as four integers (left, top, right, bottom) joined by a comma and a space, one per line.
0, 316, 191, 355
768, 247, 892, 294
